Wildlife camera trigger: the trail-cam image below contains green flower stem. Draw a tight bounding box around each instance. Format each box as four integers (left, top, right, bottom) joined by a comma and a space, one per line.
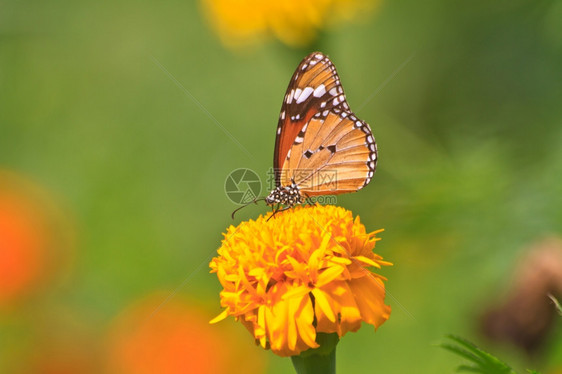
290, 333, 339, 374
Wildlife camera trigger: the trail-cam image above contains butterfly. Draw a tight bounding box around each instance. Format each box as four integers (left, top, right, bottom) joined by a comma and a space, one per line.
264, 52, 377, 210
232, 52, 377, 218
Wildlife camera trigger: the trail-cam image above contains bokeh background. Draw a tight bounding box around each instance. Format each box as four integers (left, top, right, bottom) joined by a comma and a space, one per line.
2, 0, 562, 372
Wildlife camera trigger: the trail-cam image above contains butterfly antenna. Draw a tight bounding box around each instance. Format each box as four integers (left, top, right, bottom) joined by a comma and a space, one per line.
231, 197, 265, 219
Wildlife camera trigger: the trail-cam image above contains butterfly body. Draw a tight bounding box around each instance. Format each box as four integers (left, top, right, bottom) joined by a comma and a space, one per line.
266, 52, 377, 210
265, 183, 302, 207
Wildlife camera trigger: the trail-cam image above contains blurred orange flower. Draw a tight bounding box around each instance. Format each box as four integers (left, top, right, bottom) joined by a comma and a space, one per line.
0, 170, 71, 308
106, 293, 265, 374
201, 0, 381, 48
210, 204, 391, 357
23, 312, 102, 374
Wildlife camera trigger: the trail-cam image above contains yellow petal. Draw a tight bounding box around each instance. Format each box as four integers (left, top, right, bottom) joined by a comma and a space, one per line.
353, 255, 381, 268
316, 265, 345, 287
312, 289, 336, 322
209, 309, 229, 324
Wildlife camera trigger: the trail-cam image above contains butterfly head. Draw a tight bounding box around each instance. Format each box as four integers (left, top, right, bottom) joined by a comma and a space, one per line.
231, 183, 303, 220
265, 183, 303, 208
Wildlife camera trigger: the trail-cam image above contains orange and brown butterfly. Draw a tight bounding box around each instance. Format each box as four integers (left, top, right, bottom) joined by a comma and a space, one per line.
265, 52, 377, 210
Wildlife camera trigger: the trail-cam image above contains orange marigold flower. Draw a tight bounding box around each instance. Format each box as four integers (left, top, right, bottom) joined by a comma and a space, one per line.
107, 293, 266, 374
210, 204, 391, 357
0, 170, 72, 308
201, 0, 381, 48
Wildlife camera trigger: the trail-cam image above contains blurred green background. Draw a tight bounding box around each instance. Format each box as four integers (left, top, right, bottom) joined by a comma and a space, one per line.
1, 0, 562, 372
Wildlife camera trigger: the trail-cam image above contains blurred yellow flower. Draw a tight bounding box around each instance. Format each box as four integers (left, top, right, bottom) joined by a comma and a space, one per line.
210, 204, 391, 357
201, 0, 380, 48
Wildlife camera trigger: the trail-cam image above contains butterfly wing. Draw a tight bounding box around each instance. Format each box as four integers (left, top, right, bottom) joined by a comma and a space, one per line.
275, 52, 377, 195
274, 52, 352, 185
281, 110, 376, 195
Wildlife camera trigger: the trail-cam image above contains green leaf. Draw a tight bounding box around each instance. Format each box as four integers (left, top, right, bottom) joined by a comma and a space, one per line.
457, 364, 485, 373
440, 343, 482, 365
441, 335, 517, 374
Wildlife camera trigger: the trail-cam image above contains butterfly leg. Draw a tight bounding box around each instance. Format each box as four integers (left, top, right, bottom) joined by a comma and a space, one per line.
267, 205, 293, 221
301, 192, 315, 207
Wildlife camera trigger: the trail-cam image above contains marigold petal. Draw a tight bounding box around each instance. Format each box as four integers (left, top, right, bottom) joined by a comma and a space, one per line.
311, 289, 336, 323
378, 260, 394, 267
282, 285, 310, 300
294, 296, 318, 349
328, 256, 352, 266
210, 204, 391, 357
257, 306, 267, 346
331, 282, 363, 335
349, 274, 391, 328
353, 255, 381, 268
209, 309, 229, 324
316, 265, 345, 287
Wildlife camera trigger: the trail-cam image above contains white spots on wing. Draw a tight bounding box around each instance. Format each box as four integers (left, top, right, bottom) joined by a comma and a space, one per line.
369, 144, 376, 152
295, 135, 304, 144
369, 161, 375, 170
313, 84, 326, 98
286, 89, 294, 104
342, 102, 349, 110
322, 110, 329, 117
320, 101, 326, 108
367, 135, 374, 143
332, 94, 345, 107
315, 53, 324, 59
354, 120, 362, 129
280, 111, 285, 120
294, 88, 302, 102
329, 87, 337, 96
277, 127, 282, 135
295, 113, 300, 120
296, 86, 314, 104
301, 63, 308, 71
342, 112, 348, 118
309, 59, 318, 66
